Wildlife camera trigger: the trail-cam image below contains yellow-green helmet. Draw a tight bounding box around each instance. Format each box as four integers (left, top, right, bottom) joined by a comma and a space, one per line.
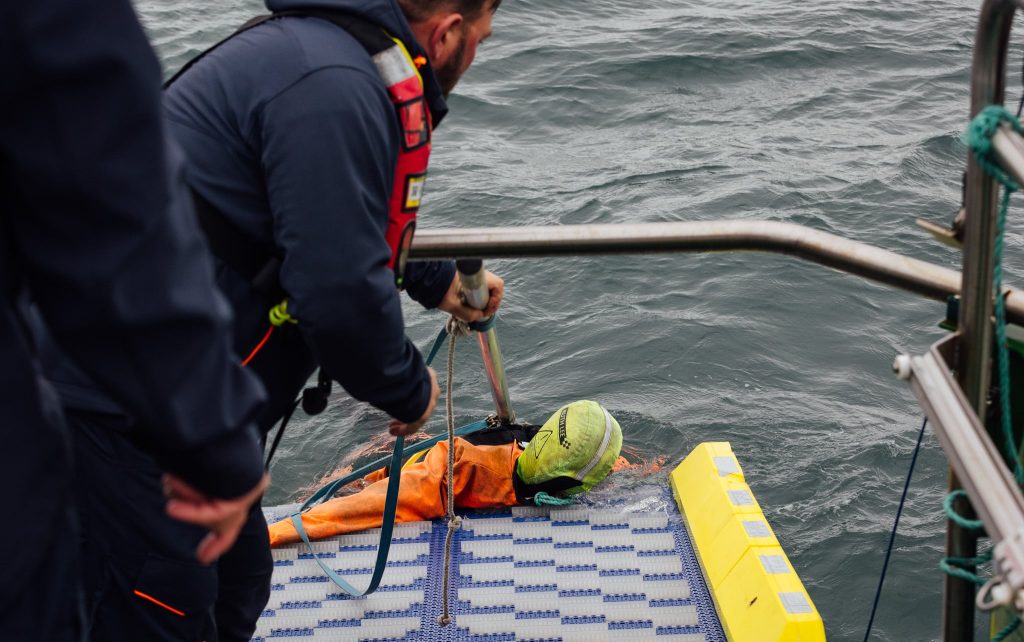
516, 400, 622, 496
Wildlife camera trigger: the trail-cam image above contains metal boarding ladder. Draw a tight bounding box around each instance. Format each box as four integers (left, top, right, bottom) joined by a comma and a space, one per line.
407, 222, 1024, 639
410, 3, 1024, 639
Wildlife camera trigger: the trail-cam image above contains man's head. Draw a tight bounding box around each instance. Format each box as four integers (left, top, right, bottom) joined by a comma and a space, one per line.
400, 0, 500, 96
515, 401, 623, 497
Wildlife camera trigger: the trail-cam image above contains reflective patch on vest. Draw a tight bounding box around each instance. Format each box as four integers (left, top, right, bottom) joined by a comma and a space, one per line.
398, 98, 430, 150
372, 45, 417, 86
403, 174, 426, 212
558, 408, 570, 449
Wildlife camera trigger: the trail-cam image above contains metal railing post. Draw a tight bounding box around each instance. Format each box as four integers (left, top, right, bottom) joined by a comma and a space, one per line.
456, 259, 515, 423
952, 1, 1019, 638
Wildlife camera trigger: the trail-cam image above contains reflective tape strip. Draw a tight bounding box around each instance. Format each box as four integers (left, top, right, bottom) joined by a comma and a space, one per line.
372, 43, 417, 86
779, 592, 812, 614
713, 456, 738, 476
575, 408, 614, 482
742, 520, 771, 538
727, 489, 754, 506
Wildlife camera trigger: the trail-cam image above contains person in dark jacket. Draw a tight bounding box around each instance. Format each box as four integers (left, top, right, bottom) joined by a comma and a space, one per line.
0, 0, 272, 639
27, 0, 505, 640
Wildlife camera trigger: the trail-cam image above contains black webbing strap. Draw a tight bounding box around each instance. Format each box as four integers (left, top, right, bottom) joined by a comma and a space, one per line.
163, 10, 394, 90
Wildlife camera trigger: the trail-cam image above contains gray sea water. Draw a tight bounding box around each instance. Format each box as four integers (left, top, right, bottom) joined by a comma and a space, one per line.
136, 1, 1024, 639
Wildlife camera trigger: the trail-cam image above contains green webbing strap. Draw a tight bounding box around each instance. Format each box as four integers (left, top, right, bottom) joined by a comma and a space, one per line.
288, 324, 487, 596
290, 437, 405, 596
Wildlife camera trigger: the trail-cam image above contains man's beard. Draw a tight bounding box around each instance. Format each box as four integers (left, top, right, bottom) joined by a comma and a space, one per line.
434, 36, 467, 98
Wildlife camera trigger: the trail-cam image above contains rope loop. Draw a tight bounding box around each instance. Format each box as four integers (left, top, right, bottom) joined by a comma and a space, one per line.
268, 299, 297, 327
943, 489, 985, 531
534, 491, 575, 507
939, 550, 992, 587
446, 315, 472, 338
966, 105, 1024, 192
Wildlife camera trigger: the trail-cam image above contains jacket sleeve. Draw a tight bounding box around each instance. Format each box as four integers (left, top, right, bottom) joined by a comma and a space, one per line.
403, 260, 455, 309
1, 0, 266, 499
260, 67, 433, 423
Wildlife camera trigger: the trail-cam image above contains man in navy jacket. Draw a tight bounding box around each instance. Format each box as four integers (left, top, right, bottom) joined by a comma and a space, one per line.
0, 0, 271, 639
30, 0, 505, 639
166, 0, 504, 638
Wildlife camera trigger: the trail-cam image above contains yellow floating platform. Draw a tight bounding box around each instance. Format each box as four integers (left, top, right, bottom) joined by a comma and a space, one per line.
670, 442, 826, 642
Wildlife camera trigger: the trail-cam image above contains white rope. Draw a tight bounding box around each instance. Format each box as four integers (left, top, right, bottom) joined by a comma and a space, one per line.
437, 316, 470, 626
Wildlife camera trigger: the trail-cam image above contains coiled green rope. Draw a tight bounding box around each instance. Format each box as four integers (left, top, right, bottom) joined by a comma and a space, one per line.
995, 616, 1023, 642
941, 106, 1023, 605
964, 105, 1022, 484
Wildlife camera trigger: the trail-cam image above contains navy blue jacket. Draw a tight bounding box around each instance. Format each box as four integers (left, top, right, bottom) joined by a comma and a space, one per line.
2, 0, 267, 503
163, 0, 456, 427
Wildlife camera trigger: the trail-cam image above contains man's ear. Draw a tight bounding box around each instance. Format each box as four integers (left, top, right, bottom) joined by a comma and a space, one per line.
427, 13, 464, 66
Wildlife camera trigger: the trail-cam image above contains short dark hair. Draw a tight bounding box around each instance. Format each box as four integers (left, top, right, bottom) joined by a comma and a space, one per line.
398, 0, 500, 23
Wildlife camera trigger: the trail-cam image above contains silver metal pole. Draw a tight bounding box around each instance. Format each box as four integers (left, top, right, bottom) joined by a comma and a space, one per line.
410, 220, 1024, 324
456, 259, 515, 423
901, 336, 1024, 616
954, 1, 1019, 637
992, 125, 1024, 186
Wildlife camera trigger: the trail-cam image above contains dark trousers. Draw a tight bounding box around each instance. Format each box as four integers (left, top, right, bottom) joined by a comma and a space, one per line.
72, 411, 272, 642
0, 359, 83, 642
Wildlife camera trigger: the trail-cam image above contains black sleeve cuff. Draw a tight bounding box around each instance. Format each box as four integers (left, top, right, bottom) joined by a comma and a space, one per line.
404, 260, 455, 309
375, 348, 434, 424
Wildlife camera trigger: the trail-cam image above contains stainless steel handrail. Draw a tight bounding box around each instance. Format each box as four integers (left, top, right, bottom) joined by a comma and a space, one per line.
953, 0, 1019, 637
411, 220, 1024, 323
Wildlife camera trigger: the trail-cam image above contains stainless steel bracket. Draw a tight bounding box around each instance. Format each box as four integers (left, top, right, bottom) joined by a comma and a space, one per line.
897, 333, 1024, 613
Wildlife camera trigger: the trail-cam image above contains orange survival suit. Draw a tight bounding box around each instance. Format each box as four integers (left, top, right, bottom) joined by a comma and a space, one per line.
269, 435, 526, 547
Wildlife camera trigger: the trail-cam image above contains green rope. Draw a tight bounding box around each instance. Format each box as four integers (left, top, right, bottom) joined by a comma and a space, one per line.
965, 105, 1023, 191
533, 491, 574, 507
965, 105, 1023, 485
995, 616, 1023, 642
939, 550, 993, 587
943, 489, 985, 531
939, 107, 1024, 601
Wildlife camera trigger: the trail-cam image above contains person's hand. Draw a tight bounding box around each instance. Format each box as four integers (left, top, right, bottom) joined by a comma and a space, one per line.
164, 472, 269, 564
437, 270, 504, 322
388, 367, 439, 436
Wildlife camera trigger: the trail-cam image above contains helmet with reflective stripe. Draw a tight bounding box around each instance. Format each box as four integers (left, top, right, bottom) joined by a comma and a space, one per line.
516, 400, 623, 496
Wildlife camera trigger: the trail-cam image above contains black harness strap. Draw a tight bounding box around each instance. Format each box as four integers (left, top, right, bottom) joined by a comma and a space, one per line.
164, 10, 395, 90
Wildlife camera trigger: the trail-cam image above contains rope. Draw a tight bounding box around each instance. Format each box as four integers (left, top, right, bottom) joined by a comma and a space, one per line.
996, 616, 1023, 642
931, 106, 1024, 616
965, 105, 1022, 484
438, 316, 471, 627
285, 326, 491, 598
534, 491, 574, 507
862, 417, 928, 642
940, 551, 993, 587
943, 490, 985, 531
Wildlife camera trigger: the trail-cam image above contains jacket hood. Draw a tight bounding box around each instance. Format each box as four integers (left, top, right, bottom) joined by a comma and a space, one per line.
265, 0, 448, 125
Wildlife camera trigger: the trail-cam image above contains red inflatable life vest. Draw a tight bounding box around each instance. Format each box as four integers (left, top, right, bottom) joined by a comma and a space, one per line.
370, 39, 432, 288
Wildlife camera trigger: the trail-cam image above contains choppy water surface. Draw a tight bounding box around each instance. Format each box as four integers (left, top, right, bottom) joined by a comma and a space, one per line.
138, 1, 1024, 639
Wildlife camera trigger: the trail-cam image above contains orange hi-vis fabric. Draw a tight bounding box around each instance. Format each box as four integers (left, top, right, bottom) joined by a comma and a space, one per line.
269, 437, 524, 547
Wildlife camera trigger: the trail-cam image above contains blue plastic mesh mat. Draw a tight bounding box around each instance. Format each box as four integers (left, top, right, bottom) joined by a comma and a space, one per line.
254, 492, 726, 641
